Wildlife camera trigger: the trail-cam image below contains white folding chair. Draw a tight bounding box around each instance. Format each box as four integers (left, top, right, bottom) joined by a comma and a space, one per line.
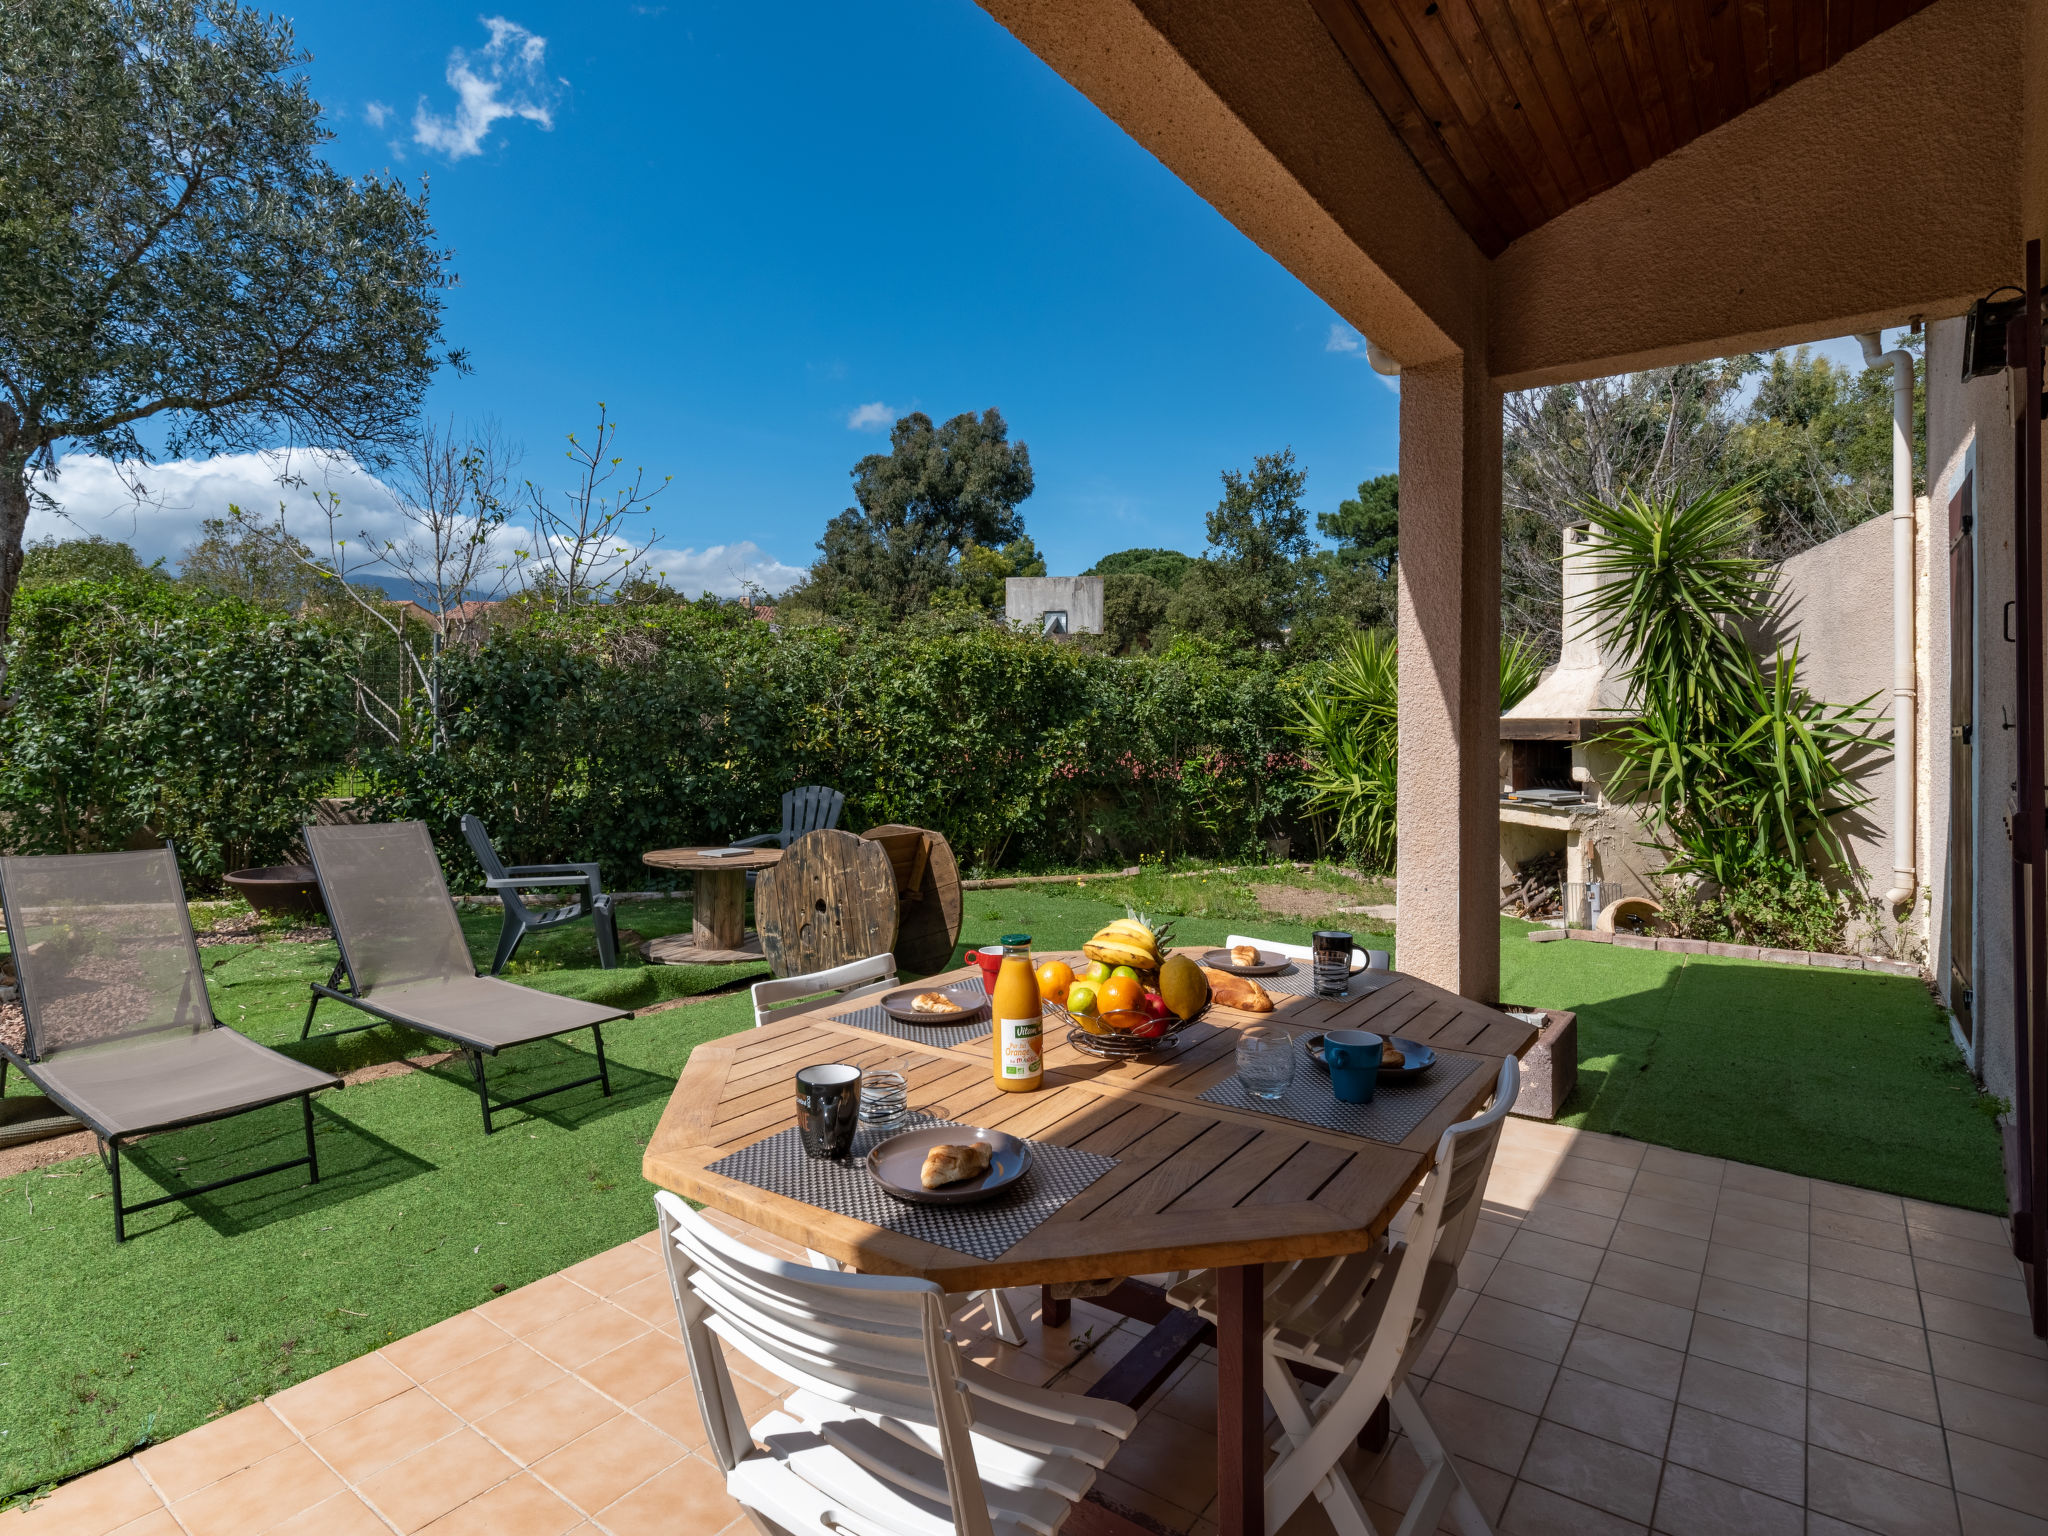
752, 953, 899, 1028
1225, 933, 1391, 973
751, 951, 1028, 1347
656, 1191, 1137, 1536
1167, 1055, 1520, 1536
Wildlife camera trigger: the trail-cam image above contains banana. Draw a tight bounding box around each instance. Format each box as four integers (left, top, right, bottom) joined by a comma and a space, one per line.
1082, 939, 1157, 969
1096, 920, 1159, 945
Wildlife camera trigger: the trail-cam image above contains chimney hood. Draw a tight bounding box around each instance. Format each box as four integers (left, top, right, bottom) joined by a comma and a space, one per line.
1501, 522, 1631, 741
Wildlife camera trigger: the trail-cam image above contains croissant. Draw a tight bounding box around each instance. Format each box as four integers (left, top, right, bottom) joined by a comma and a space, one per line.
1229, 945, 1261, 966
920, 1141, 994, 1188
1200, 968, 1275, 1012
910, 991, 963, 1014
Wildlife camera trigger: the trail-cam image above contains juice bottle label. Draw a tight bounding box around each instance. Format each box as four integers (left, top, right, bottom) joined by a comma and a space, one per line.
998, 1016, 1042, 1078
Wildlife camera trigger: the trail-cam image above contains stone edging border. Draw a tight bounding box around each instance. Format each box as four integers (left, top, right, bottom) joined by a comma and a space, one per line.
1527, 926, 1921, 977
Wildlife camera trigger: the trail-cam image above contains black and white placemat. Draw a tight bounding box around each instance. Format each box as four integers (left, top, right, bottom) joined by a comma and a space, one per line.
707, 1112, 1117, 1261
1195, 958, 1394, 1000
1198, 1047, 1488, 1143
834, 978, 991, 1048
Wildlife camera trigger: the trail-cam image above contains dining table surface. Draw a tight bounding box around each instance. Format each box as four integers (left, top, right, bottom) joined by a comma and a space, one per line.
641, 945, 1538, 1536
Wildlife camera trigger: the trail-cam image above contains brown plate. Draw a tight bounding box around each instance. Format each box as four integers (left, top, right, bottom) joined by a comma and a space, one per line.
866, 1126, 1032, 1205
1199, 947, 1294, 977
879, 986, 990, 1026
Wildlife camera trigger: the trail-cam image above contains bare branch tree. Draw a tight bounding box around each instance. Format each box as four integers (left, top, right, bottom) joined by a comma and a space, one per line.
516, 404, 670, 608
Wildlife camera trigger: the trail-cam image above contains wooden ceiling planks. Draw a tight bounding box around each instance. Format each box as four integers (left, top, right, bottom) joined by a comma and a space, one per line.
1311, 0, 1938, 255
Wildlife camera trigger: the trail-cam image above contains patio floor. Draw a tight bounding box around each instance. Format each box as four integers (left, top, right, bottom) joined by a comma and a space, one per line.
6, 1118, 2044, 1536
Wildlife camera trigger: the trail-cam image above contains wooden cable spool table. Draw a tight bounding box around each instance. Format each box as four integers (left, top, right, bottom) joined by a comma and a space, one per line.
639, 846, 784, 965
642, 949, 1536, 1535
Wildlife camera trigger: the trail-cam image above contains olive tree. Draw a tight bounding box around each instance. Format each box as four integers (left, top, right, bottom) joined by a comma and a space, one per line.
0, 0, 458, 683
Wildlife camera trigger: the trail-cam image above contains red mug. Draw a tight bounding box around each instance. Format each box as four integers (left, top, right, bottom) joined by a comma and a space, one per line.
965, 945, 1005, 989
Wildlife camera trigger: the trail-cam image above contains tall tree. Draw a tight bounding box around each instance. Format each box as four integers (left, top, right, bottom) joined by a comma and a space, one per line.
0, 0, 458, 681
1086, 547, 1195, 588
179, 514, 320, 606
1319, 472, 1399, 578
1167, 448, 1312, 648
796, 409, 1034, 620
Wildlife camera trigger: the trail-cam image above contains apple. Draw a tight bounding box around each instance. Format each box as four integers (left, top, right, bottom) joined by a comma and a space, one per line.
1127, 1016, 1170, 1038
1066, 984, 1099, 1016
1081, 961, 1112, 983
1110, 965, 1140, 981
1140, 992, 1171, 1021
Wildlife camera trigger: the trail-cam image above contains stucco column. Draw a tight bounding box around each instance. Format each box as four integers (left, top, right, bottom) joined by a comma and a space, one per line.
1396, 353, 1502, 1000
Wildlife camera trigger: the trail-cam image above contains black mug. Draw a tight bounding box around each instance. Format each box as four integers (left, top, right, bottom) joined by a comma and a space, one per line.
1311, 930, 1356, 998
796, 1064, 863, 1159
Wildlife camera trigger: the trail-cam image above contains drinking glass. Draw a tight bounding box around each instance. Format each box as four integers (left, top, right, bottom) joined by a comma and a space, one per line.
859, 1067, 910, 1126
1311, 930, 1356, 998
796, 1064, 862, 1158
1236, 1027, 1295, 1102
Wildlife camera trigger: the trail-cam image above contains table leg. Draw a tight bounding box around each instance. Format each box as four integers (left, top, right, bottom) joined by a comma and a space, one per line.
693, 869, 747, 950
1217, 1263, 1264, 1536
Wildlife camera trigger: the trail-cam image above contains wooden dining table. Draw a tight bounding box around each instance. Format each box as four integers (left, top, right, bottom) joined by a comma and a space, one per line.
641, 947, 1537, 1536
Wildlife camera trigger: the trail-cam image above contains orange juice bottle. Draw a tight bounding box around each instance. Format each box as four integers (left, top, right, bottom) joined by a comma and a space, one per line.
990, 933, 1044, 1092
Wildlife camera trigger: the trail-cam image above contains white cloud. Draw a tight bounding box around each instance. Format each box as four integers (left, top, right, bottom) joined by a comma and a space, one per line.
30, 450, 806, 600
413, 17, 561, 161
1326, 324, 1362, 354
846, 402, 894, 431
363, 100, 393, 129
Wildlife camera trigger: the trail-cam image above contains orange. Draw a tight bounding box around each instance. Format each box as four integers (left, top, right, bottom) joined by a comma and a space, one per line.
1035, 960, 1074, 1005
1098, 975, 1142, 1015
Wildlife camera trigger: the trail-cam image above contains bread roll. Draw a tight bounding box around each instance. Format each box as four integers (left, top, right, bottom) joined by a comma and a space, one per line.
919, 1141, 993, 1188
1229, 945, 1261, 966
1199, 967, 1275, 1012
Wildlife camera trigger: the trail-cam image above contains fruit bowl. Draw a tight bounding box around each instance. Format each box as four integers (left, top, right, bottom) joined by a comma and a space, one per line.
1044, 995, 1206, 1058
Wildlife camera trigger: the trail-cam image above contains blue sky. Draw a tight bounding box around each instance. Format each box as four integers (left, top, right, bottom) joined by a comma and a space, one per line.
247, 0, 1403, 590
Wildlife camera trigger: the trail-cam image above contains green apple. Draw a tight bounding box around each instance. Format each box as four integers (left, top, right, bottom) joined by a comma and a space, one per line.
1066, 984, 1098, 1016
1110, 965, 1140, 981
1081, 961, 1112, 983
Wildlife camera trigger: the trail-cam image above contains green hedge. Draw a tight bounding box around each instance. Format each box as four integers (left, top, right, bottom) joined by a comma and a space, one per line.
2, 588, 1319, 887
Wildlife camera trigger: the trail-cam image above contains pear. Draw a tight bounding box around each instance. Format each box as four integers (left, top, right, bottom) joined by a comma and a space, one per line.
1157, 952, 1210, 1021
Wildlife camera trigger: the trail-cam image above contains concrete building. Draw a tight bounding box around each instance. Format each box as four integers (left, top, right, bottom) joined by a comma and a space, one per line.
1003, 575, 1103, 635
976, 0, 2048, 1348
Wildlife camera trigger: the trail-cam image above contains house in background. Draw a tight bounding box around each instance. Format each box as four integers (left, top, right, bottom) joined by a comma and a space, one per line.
1004, 575, 1104, 635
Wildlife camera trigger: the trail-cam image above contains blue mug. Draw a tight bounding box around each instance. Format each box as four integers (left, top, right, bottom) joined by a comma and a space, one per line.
1323, 1030, 1385, 1104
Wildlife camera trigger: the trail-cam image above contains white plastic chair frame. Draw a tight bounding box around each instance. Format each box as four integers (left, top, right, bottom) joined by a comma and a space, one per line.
1225, 933, 1391, 975
1168, 1055, 1520, 1536
656, 1191, 1136, 1536
751, 953, 900, 1030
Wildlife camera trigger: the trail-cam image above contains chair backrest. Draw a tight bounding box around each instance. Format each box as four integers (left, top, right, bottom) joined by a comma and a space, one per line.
0, 849, 213, 1061
751, 952, 897, 1028
459, 815, 511, 883
654, 1190, 997, 1536
1424, 1054, 1520, 1271
305, 821, 473, 994
781, 785, 845, 844
1224, 933, 1389, 972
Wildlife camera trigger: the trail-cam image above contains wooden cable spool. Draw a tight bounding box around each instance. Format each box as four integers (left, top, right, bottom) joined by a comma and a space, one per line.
860, 824, 962, 975
754, 829, 899, 979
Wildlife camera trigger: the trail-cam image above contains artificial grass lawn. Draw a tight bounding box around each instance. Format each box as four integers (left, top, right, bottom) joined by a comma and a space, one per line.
0, 870, 2004, 1500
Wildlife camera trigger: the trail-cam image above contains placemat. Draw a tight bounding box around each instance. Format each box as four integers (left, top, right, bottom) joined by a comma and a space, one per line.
833, 978, 991, 1048
707, 1112, 1117, 1261
1198, 1046, 1488, 1143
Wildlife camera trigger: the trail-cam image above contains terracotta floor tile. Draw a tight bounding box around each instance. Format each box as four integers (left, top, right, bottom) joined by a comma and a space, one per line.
1501, 1229, 1606, 1284
307, 1387, 463, 1484
1810, 1390, 1950, 1487
3, 1460, 162, 1536
1916, 1259, 2031, 1318
1608, 1220, 1707, 1273
1478, 1259, 1589, 1321
594, 1452, 742, 1536
574, 1330, 693, 1409
1665, 1403, 1803, 1504
1707, 1213, 1809, 1265
1108, 1410, 1219, 1514
99, 1515, 180, 1536
1928, 1332, 2048, 1409
1540, 1367, 1674, 1456
169, 1443, 345, 1536
1554, 1154, 1638, 1193
265, 1492, 392, 1535
416, 1473, 581, 1536
1094, 1468, 1207, 1534
1809, 1303, 1932, 1372
1686, 1314, 1805, 1386
1695, 1276, 1807, 1340
1580, 1284, 1695, 1352
1703, 1249, 1808, 1308
478, 1376, 618, 1465
1618, 1194, 1715, 1243
1651, 1463, 1802, 1536
1908, 1231, 2022, 1280
1713, 1188, 1810, 1234
135, 1404, 296, 1503
605, 1274, 682, 1331
1937, 1377, 2048, 1458
1594, 1250, 1701, 1311
1955, 1494, 2048, 1535
1562, 1325, 1685, 1400
628, 1378, 711, 1450
421, 1341, 565, 1422
1431, 1334, 1558, 1415
1637, 1148, 1725, 1188
1151, 1357, 1220, 1435
556, 1238, 661, 1299
357, 1428, 519, 1534
532, 1414, 684, 1514
1902, 1201, 2010, 1247
1947, 1432, 2048, 1517
1501, 1481, 1648, 1536
1811, 1207, 1911, 1254
522, 1304, 650, 1372
1458, 1294, 1576, 1364
1469, 1217, 1517, 1257
1630, 1173, 1718, 1214
268, 1351, 415, 1438
1810, 1342, 1942, 1424
1416, 1382, 1538, 1476
1809, 1265, 1925, 1328
382, 1310, 510, 1383
1457, 1250, 1500, 1293
1811, 1182, 1905, 1223
1807, 1445, 1960, 1536
1719, 1163, 1809, 1205
1675, 1357, 1806, 1440
1812, 1233, 1921, 1289
1563, 1133, 1646, 1171
1535, 1179, 1628, 1220
1520, 1193, 1619, 1249
1923, 1294, 2048, 1360
1519, 1420, 1661, 1523
477, 1274, 596, 1339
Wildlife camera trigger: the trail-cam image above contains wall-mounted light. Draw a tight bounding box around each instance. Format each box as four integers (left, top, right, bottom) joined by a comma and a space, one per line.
1962, 286, 2028, 381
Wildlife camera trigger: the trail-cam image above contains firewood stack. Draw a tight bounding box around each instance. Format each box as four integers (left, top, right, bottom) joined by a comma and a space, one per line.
1501, 850, 1566, 918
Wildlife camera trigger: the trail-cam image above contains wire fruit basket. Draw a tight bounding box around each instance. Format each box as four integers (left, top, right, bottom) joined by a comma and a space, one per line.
1043, 995, 1208, 1059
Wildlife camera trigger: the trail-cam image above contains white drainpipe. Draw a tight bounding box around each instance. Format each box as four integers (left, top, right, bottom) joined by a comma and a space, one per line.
1859, 330, 1917, 908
